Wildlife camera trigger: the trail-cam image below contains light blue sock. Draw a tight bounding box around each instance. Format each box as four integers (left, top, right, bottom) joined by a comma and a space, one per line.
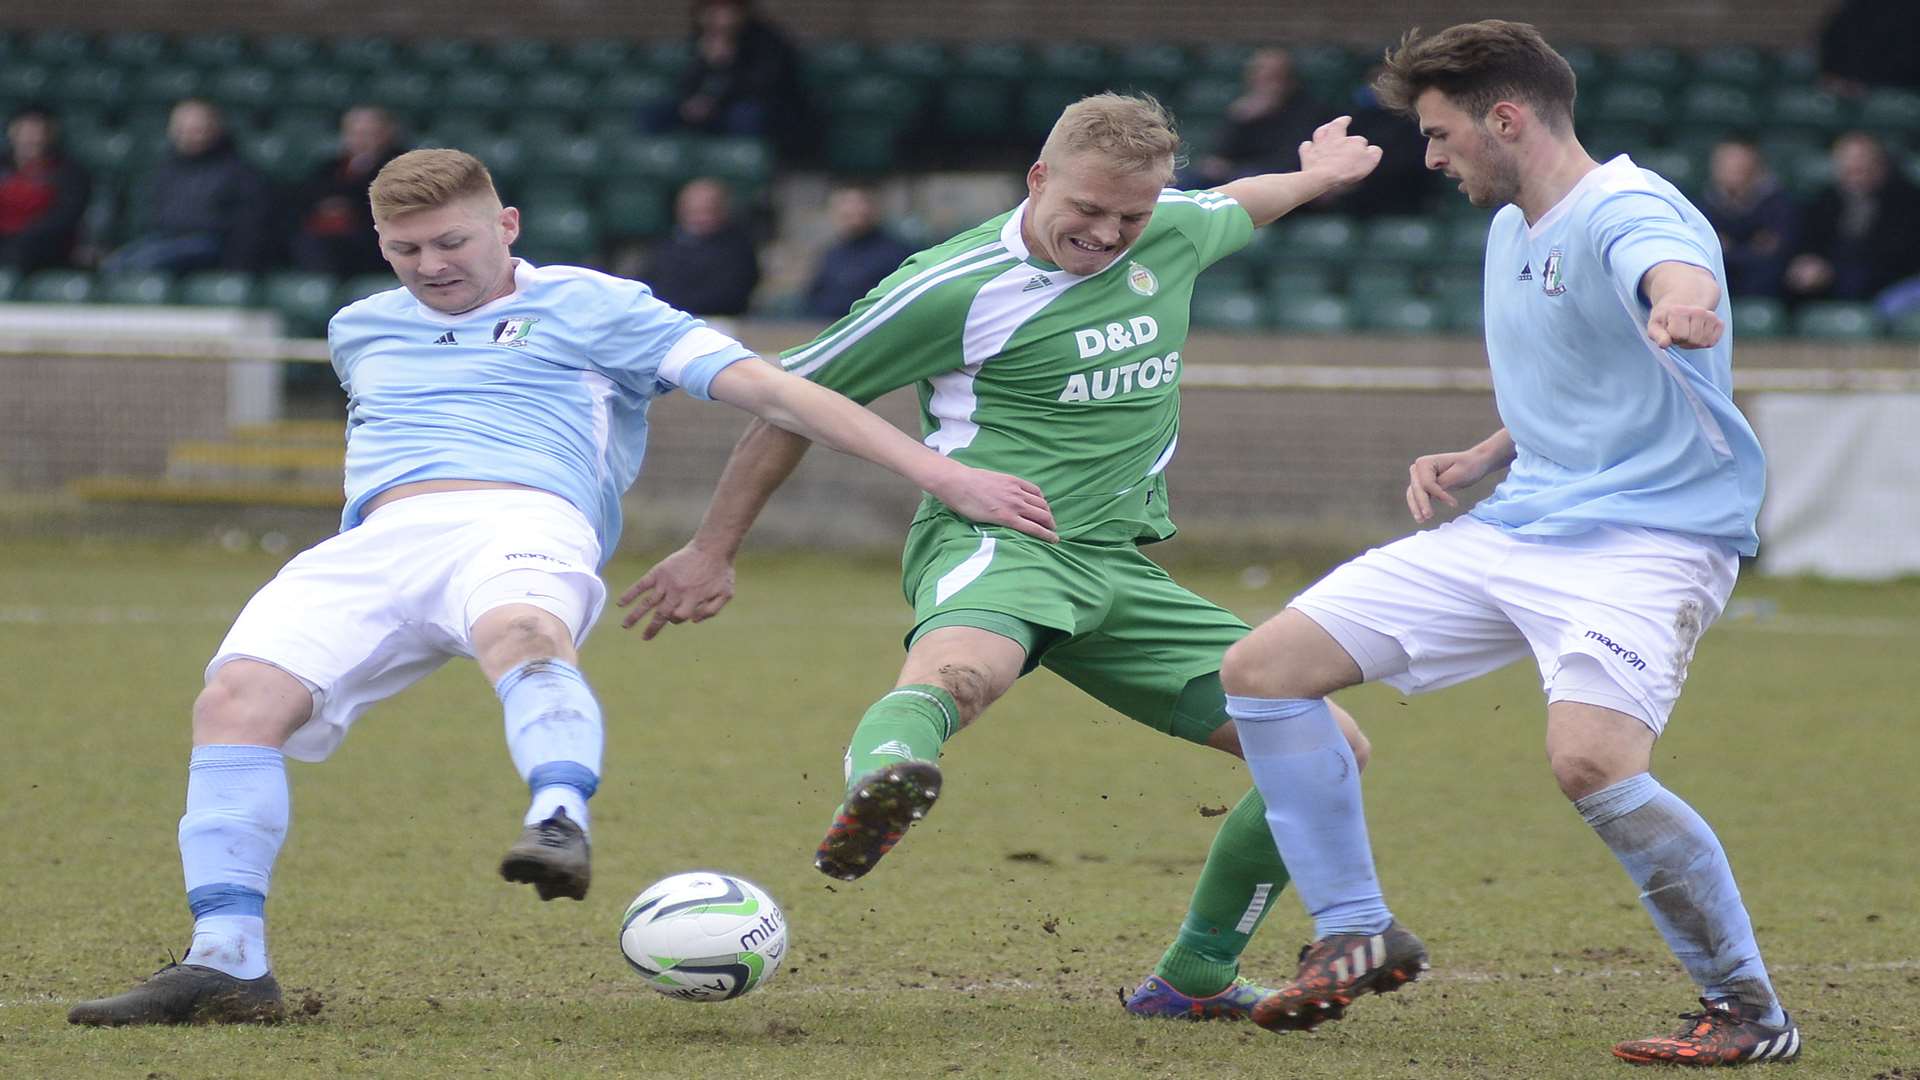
1577, 773, 1784, 1026
496, 659, 603, 835
1227, 695, 1391, 938
178, 745, 287, 980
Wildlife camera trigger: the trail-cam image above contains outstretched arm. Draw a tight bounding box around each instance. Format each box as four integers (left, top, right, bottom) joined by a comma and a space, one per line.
1213, 116, 1383, 227
1641, 261, 1724, 349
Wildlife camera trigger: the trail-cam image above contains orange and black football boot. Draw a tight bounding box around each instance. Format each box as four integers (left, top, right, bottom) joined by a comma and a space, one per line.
814, 760, 941, 881
1251, 921, 1429, 1032
1614, 997, 1802, 1067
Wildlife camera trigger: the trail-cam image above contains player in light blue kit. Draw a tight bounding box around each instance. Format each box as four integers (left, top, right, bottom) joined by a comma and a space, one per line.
1221, 23, 1800, 1067
68, 149, 1057, 1027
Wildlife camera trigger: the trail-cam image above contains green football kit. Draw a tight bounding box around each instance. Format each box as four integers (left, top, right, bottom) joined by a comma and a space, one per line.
787, 188, 1299, 1002
781, 188, 1256, 742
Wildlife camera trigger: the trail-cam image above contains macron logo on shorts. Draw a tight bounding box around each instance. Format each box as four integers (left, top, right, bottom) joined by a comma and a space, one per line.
1585, 630, 1648, 671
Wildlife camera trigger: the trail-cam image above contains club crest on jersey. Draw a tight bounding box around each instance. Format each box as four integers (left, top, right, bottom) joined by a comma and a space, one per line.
1126, 261, 1158, 297
1542, 249, 1567, 296
492, 316, 540, 346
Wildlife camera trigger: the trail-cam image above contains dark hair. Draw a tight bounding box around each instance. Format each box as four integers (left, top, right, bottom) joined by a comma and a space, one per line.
1374, 20, 1577, 133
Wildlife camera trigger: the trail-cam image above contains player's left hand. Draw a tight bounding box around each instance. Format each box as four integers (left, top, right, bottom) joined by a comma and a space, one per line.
927, 465, 1059, 543
1646, 302, 1723, 350
616, 544, 736, 640
1298, 116, 1383, 192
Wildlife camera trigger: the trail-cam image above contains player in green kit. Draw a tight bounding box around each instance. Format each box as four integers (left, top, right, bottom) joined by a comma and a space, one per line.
620, 93, 1383, 1019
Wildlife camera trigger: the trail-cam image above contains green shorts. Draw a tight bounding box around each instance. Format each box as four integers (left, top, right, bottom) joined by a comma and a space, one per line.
900, 515, 1248, 743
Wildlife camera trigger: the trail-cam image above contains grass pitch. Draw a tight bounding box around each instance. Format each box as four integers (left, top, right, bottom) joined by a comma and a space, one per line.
3, 538, 1916, 1079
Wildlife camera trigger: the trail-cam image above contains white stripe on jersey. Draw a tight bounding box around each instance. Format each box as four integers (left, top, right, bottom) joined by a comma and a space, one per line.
933, 534, 997, 604
1158, 190, 1238, 212
784, 240, 1015, 377
925, 259, 1090, 455
1610, 288, 1734, 459
581, 370, 617, 484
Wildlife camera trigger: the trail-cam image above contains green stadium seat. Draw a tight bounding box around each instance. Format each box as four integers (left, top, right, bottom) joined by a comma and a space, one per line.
1887, 308, 1920, 341
1113, 43, 1188, 99
0, 62, 51, 108
135, 64, 206, 104
1611, 46, 1685, 89
1190, 287, 1267, 331
209, 67, 278, 108
1678, 84, 1757, 128
694, 137, 773, 191
100, 31, 169, 69
1271, 293, 1352, 333
1777, 48, 1819, 84
363, 72, 437, 111
1693, 45, 1771, 88
1775, 144, 1832, 196
263, 272, 338, 337
98, 271, 175, 305
24, 30, 92, 66
237, 130, 328, 184
825, 73, 925, 125
1637, 148, 1700, 191
465, 133, 527, 185
1431, 276, 1484, 311
409, 38, 480, 72
940, 78, 1017, 140
1280, 216, 1357, 264
1768, 87, 1850, 134
1557, 44, 1606, 87
1345, 265, 1418, 300
952, 42, 1028, 81
1731, 297, 1785, 339
256, 34, 321, 72
594, 71, 676, 116
1264, 265, 1337, 295
416, 115, 497, 154
65, 129, 138, 180
282, 69, 358, 113
179, 271, 260, 308
873, 40, 950, 84
490, 39, 555, 74
599, 182, 671, 240
1361, 296, 1447, 335
0, 267, 18, 301
1361, 216, 1441, 261
22, 270, 95, 304
1858, 90, 1920, 136
1033, 42, 1108, 88
178, 33, 247, 68
1792, 301, 1880, 340
516, 203, 599, 266
826, 117, 903, 174
565, 39, 632, 75
633, 39, 691, 78
613, 135, 694, 184
1193, 43, 1252, 80
1591, 84, 1670, 128
1450, 298, 1486, 334
1444, 218, 1489, 262
803, 41, 870, 91
329, 36, 399, 72
55, 67, 130, 110
523, 71, 593, 116
1199, 251, 1261, 290
1178, 77, 1240, 121
1018, 80, 1086, 139
443, 71, 515, 114
1291, 44, 1359, 101
512, 177, 588, 209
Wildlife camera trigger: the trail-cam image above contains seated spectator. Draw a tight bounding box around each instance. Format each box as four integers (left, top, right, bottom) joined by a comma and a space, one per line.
643, 0, 805, 152
803, 184, 913, 319
1184, 48, 1331, 189
0, 105, 91, 273
1700, 138, 1799, 299
289, 105, 406, 277
104, 99, 271, 274
1314, 63, 1435, 218
1818, 0, 1920, 96
641, 177, 759, 316
1784, 132, 1920, 304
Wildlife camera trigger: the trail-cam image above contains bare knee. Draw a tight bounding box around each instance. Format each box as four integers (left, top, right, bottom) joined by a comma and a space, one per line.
929, 661, 1002, 726
1220, 610, 1362, 699
1547, 747, 1619, 802
193, 661, 311, 747
473, 606, 576, 681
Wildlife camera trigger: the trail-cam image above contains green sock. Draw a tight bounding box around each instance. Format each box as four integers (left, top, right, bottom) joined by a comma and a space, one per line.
1153, 786, 1291, 997
842, 684, 958, 796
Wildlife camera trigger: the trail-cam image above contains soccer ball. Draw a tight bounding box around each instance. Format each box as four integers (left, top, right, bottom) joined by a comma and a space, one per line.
619, 871, 788, 1001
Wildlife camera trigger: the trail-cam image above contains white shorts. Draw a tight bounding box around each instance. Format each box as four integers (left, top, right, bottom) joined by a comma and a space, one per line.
1290, 516, 1739, 734
208, 489, 607, 762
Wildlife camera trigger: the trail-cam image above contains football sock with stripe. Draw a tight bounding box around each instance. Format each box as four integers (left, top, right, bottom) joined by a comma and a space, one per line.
497, 658, 603, 835
178, 744, 287, 980
842, 684, 958, 795
1577, 772, 1785, 1026
1228, 695, 1393, 938
1154, 786, 1290, 997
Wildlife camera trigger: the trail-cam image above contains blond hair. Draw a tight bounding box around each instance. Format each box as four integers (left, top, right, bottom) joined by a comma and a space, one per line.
368, 148, 499, 222
1040, 93, 1181, 180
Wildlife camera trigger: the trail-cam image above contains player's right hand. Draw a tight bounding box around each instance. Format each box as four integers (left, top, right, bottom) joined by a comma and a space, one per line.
931, 466, 1059, 543
616, 544, 736, 640
1405, 449, 1495, 524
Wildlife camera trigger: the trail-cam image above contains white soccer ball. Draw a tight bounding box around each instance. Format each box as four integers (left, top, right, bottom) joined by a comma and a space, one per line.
619, 871, 788, 1001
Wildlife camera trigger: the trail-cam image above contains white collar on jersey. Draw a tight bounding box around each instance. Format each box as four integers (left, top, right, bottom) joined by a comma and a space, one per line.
1001, 199, 1137, 279
409, 258, 531, 324
1526, 154, 1636, 238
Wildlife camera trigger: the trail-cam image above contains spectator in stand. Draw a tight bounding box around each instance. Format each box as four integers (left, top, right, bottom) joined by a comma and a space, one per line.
1311, 63, 1435, 218
641, 177, 759, 317
104, 99, 272, 274
289, 106, 407, 277
1700, 138, 1798, 299
803, 184, 914, 319
0, 105, 90, 273
1184, 48, 1332, 189
1818, 0, 1920, 96
1783, 131, 1920, 304
643, 0, 805, 153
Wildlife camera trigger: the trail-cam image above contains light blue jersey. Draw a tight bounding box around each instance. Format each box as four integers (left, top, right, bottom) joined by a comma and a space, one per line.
1473, 155, 1765, 555
327, 260, 753, 562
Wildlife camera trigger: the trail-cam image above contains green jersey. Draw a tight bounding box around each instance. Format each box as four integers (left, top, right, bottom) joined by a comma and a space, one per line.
780, 189, 1254, 543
